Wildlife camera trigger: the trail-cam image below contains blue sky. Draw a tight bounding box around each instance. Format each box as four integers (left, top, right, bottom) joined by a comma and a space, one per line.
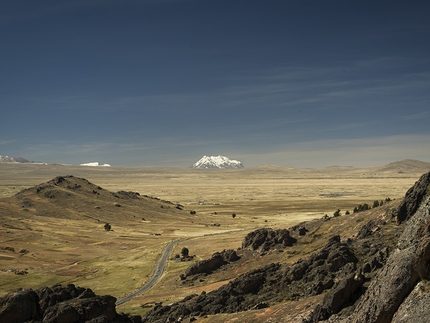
1, 0, 430, 167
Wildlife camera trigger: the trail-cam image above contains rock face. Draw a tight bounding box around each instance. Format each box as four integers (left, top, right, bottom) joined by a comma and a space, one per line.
242, 228, 297, 251
184, 249, 240, 277
394, 171, 430, 223
315, 171, 430, 323
0, 289, 40, 323
0, 284, 140, 323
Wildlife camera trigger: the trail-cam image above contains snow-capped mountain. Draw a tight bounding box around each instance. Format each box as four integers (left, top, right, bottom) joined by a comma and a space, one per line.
192, 155, 244, 169
79, 162, 111, 167
0, 155, 30, 163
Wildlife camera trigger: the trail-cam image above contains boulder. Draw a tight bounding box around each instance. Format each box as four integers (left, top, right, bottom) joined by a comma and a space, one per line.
242, 228, 296, 251
0, 284, 135, 323
0, 289, 40, 323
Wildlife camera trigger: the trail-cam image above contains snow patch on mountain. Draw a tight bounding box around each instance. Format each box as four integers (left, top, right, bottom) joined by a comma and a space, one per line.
192, 155, 244, 169
79, 162, 111, 167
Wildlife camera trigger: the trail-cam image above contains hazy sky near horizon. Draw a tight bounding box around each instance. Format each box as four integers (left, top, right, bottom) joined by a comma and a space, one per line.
1, 1, 430, 168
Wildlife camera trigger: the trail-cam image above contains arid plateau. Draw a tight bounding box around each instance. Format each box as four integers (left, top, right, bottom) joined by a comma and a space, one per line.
1, 159, 430, 322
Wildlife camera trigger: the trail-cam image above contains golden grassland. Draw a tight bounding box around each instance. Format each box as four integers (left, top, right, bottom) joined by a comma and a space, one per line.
0, 161, 429, 315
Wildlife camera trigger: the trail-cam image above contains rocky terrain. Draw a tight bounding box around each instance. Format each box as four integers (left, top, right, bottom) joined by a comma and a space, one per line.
137, 171, 430, 322
1, 171, 430, 322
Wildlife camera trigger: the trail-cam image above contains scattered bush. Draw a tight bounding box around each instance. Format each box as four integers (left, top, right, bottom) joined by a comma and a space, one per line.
353, 203, 370, 213
190, 210, 196, 215
333, 209, 341, 217
181, 247, 189, 258
104, 223, 111, 231
232, 213, 236, 218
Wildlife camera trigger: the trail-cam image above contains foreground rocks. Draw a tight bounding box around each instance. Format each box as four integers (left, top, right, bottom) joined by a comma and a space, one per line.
0, 284, 141, 323
315, 171, 430, 323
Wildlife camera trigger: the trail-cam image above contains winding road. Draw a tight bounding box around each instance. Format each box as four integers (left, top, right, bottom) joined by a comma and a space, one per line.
115, 229, 249, 306
116, 239, 180, 306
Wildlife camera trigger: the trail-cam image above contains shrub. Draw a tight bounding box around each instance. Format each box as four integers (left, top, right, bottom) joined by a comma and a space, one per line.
232, 213, 236, 218
104, 223, 111, 231
181, 247, 189, 258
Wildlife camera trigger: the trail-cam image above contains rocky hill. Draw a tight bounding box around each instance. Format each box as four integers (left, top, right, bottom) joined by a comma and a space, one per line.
11, 175, 179, 221
1, 172, 430, 322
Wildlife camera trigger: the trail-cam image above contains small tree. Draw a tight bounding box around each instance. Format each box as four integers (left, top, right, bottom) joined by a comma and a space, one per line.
104, 223, 111, 231
181, 247, 189, 258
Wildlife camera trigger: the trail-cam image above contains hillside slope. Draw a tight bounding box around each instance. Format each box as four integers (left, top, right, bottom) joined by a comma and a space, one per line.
139, 171, 430, 322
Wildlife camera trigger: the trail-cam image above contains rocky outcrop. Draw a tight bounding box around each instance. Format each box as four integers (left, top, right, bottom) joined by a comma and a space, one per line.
144, 263, 282, 322
0, 289, 40, 323
315, 171, 430, 323
394, 171, 430, 223
143, 234, 361, 322
184, 249, 240, 277
0, 284, 141, 323
332, 198, 430, 323
391, 280, 430, 323
242, 228, 297, 251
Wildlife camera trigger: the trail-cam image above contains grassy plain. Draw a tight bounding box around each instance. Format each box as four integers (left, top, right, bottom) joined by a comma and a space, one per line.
0, 160, 429, 315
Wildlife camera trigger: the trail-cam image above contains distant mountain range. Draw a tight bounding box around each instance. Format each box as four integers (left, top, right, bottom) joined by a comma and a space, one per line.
79, 162, 111, 167
0, 155, 31, 163
192, 155, 244, 169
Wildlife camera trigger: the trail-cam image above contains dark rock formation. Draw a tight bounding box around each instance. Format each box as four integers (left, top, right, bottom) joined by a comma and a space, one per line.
113, 191, 141, 199
394, 171, 430, 223
184, 249, 240, 277
0, 284, 141, 323
242, 228, 297, 251
0, 289, 40, 323
143, 235, 361, 322
314, 171, 430, 323
336, 199, 430, 323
